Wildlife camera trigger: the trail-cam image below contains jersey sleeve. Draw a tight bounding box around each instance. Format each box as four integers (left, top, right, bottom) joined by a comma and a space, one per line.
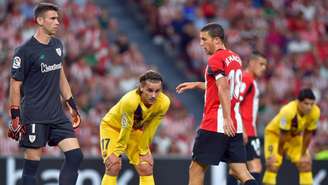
306, 105, 320, 131
207, 55, 225, 80
57, 38, 65, 61
11, 47, 30, 81
278, 107, 295, 131
112, 96, 138, 157
138, 96, 170, 155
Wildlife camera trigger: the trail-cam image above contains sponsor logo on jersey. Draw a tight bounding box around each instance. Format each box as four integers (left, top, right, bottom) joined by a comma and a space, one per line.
41, 63, 62, 73
56, 48, 62, 56
12, 56, 21, 69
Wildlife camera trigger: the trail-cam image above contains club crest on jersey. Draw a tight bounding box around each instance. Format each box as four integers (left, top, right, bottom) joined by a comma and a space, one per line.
12, 56, 21, 69
29, 134, 36, 143
56, 48, 62, 56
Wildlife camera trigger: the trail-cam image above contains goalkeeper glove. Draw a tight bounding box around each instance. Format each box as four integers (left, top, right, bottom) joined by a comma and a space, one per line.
8, 106, 25, 141
66, 97, 81, 129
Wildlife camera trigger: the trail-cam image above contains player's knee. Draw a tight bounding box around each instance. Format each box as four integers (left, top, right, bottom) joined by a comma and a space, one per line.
136, 162, 153, 176
105, 162, 122, 176
250, 159, 262, 172
24, 149, 42, 161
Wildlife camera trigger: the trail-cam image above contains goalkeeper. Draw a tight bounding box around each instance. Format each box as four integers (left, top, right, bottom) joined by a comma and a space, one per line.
8, 3, 83, 185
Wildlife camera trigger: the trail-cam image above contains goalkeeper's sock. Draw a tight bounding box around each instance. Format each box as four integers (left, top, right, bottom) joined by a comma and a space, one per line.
300, 172, 313, 185
59, 148, 83, 185
140, 175, 155, 185
102, 175, 117, 185
262, 171, 277, 185
22, 159, 40, 185
227, 174, 239, 185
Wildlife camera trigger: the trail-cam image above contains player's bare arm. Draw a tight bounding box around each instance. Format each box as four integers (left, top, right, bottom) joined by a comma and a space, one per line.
278, 130, 288, 156
242, 126, 248, 144
176, 81, 205, 94
59, 67, 73, 99
301, 130, 315, 155
9, 78, 22, 107
216, 77, 236, 137
59, 67, 81, 128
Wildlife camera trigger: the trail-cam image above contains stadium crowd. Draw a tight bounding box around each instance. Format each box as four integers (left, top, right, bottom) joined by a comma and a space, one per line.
132, 0, 328, 159
0, 0, 327, 160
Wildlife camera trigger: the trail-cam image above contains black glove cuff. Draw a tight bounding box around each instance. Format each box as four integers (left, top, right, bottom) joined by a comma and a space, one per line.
10, 106, 20, 119
66, 97, 78, 112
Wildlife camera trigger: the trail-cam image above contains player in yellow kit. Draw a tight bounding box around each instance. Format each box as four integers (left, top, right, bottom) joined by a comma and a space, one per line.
263, 88, 320, 185
99, 70, 170, 185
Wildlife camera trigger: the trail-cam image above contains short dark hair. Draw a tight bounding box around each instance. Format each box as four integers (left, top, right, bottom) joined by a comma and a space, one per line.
34, 2, 59, 19
250, 50, 265, 60
139, 70, 163, 84
200, 23, 225, 41
297, 88, 316, 101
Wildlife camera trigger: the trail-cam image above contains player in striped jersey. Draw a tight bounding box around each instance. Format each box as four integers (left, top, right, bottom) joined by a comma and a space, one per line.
176, 23, 257, 185
227, 52, 267, 185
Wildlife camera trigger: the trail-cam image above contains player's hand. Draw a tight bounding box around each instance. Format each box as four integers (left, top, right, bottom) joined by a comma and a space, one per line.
105, 153, 122, 170
223, 117, 236, 137
299, 152, 311, 164
297, 152, 311, 169
243, 132, 248, 144
8, 106, 25, 141
139, 152, 153, 166
66, 97, 81, 129
176, 82, 197, 94
267, 154, 282, 166
267, 155, 277, 165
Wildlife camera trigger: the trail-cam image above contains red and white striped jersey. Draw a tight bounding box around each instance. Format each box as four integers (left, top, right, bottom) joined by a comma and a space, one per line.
200, 49, 243, 133
240, 71, 259, 137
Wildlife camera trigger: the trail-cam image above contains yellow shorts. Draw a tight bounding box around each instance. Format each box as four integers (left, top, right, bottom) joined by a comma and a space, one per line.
264, 130, 303, 166
100, 121, 144, 165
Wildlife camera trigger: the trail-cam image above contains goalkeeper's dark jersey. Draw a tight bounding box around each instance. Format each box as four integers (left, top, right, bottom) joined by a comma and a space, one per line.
11, 36, 69, 124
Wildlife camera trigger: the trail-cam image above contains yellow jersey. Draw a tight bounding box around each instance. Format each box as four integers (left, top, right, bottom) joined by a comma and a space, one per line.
265, 100, 320, 135
101, 89, 170, 157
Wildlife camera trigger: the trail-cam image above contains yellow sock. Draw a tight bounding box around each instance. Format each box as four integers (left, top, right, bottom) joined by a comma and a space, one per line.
101, 175, 117, 185
140, 175, 155, 185
300, 172, 313, 185
262, 171, 277, 185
